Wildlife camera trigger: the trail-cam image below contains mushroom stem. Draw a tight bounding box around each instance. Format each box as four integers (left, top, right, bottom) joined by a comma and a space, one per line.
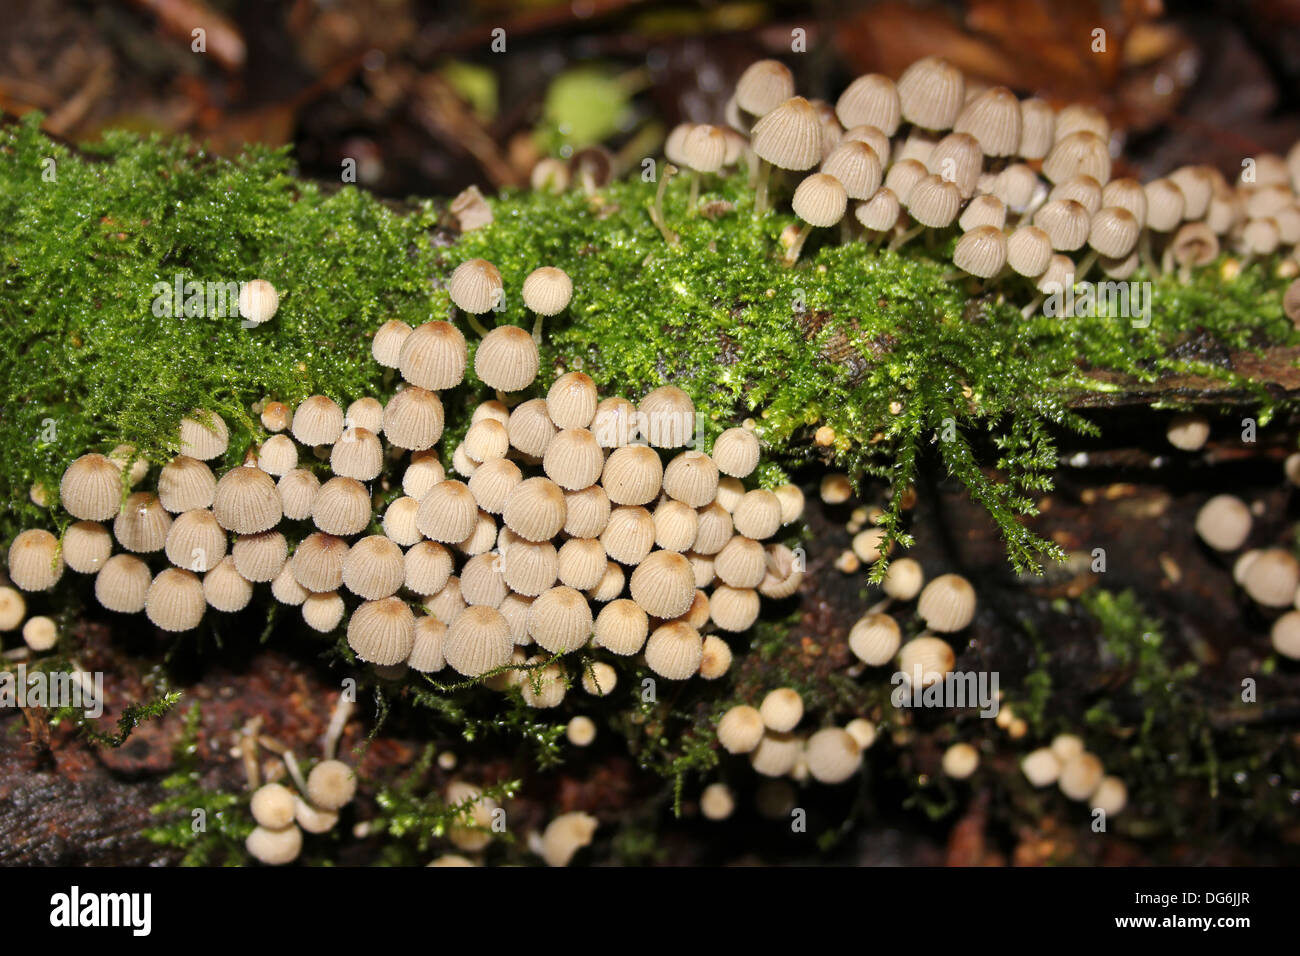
688, 171, 701, 212
464, 312, 492, 337
650, 164, 679, 244
783, 223, 814, 266
1020, 294, 1045, 320
531, 311, 544, 346
840, 219, 853, 245
1075, 250, 1098, 282
1139, 231, 1160, 279
888, 224, 926, 251
323, 693, 353, 761
753, 159, 772, 217
240, 716, 263, 790
282, 749, 311, 797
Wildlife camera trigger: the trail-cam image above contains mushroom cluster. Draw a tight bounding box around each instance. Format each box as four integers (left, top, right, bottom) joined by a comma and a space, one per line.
1021, 733, 1128, 818
638, 55, 1300, 280
8, 274, 804, 700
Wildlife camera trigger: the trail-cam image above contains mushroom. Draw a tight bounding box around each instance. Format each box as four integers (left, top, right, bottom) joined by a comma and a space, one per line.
785, 172, 847, 264
749, 96, 823, 216
60, 454, 124, 521
717, 704, 765, 754
521, 266, 572, 343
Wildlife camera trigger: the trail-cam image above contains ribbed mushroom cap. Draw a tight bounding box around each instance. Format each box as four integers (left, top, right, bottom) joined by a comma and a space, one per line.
594, 598, 649, 655
591, 396, 637, 448
905, 173, 962, 228
1242, 548, 1300, 608
954, 86, 1021, 156
542, 428, 603, 491
274, 469, 318, 522
918, 573, 977, 632
398, 321, 467, 390
709, 584, 760, 632
1166, 412, 1210, 451
305, 759, 357, 811
383, 386, 445, 451
759, 687, 803, 732
113, 491, 173, 553
735, 59, 795, 116
1058, 752, 1104, 801
896, 56, 964, 130
835, 73, 900, 135
459, 552, 506, 607
407, 616, 447, 672
959, 194, 1006, 232
1206, 187, 1244, 234
473, 397, 510, 425
1034, 254, 1077, 294
1042, 131, 1110, 185
1169, 165, 1214, 219
1006, 225, 1052, 277
448, 259, 503, 314
897, 634, 956, 686
270, 562, 309, 606
342, 535, 405, 600
7, 529, 63, 592
380, 496, 422, 547
155, 456, 215, 514
204, 556, 253, 612
750, 96, 822, 171
703, 430, 758, 481
600, 506, 655, 565
526, 585, 593, 653
463, 420, 508, 465
657, 451, 715, 508
692, 502, 734, 556
695, 633, 731, 679
467, 457, 521, 515
586, 560, 625, 602
600, 445, 662, 506
791, 172, 848, 227
292, 532, 349, 593
58, 453, 124, 522
665, 122, 695, 166
212, 466, 282, 535
849, 612, 902, 666
1055, 103, 1109, 142
644, 620, 703, 679
881, 556, 924, 601
403, 455, 446, 504
502, 476, 566, 542
62, 521, 112, 574
1090, 776, 1128, 816
497, 591, 534, 644
237, 279, 279, 324
179, 411, 229, 461
1099, 249, 1139, 280
444, 605, 513, 676
165, 508, 226, 572
714, 535, 766, 588
402, 540, 452, 596
941, 742, 980, 780
475, 326, 539, 392
1021, 748, 1062, 787
372, 319, 412, 368
1049, 173, 1103, 213
544, 372, 597, 431
771, 485, 803, 527
250, 782, 296, 830
539, 811, 598, 867
557, 487, 607, 541
1195, 494, 1251, 552
638, 387, 695, 449
1142, 177, 1185, 232
1168, 222, 1220, 270
717, 704, 764, 754
516, 654, 565, 708
628, 550, 695, 619
289, 396, 342, 447
1033, 198, 1091, 251
653, 499, 698, 552
348, 596, 415, 665
1270, 611, 1300, 660
89, 553, 147, 613
1101, 177, 1147, 228
507, 398, 556, 458
927, 132, 982, 198
330, 427, 383, 482
501, 538, 558, 596
311, 476, 369, 536
1240, 217, 1281, 255
246, 824, 302, 865
258, 402, 292, 436
855, 187, 900, 231
146, 567, 205, 631
990, 163, 1039, 213
1017, 97, 1055, 159
806, 728, 863, 784
423, 575, 466, 625
415, 479, 477, 544
952, 225, 1008, 278
255, 435, 297, 477
758, 543, 802, 599
1087, 206, 1140, 258
557, 537, 608, 591
301, 591, 345, 632
732, 490, 782, 540
682, 124, 727, 173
